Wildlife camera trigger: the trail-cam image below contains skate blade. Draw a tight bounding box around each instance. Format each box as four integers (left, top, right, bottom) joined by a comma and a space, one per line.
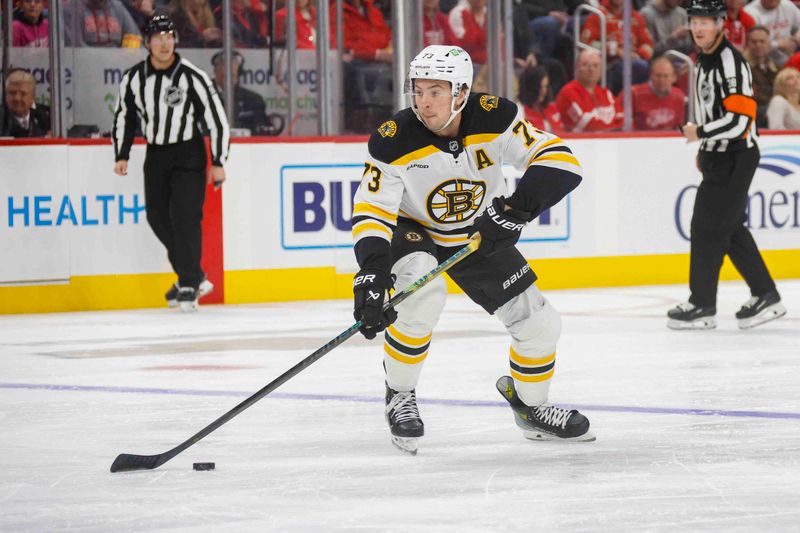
738, 304, 786, 330
522, 429, 596, 442
667, 317, 717, 330
390, 436, 418, 455
167, 300, 178, 308
179, 300, 199, 313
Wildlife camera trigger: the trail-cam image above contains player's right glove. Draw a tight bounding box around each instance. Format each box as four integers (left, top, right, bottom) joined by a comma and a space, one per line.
353, 268, 398, 340
470, 196, 529, 256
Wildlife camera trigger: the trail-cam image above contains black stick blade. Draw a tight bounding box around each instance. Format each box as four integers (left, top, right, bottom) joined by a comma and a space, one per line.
110, 453, 167, 473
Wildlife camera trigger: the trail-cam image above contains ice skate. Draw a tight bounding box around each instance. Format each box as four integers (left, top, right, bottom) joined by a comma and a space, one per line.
166, 278, 213, 308
385, 384, 424, 455
667, 302, 717, 330
176, 287, 198, 313
736, 291, 786, 329
165, 283, 180, 308
496, 376, 595, 442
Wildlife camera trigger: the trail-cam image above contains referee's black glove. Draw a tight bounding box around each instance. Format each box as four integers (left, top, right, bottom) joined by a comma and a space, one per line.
353, 269, 397, 340
470, 196, 529, 257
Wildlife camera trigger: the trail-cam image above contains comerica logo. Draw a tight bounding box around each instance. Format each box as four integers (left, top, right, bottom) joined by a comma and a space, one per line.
674, 146, 800, 240
675, 187, 800, 240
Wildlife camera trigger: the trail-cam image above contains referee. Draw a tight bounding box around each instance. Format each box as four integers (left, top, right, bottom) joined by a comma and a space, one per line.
668, 0, 785, 330
112, 14, 230, 313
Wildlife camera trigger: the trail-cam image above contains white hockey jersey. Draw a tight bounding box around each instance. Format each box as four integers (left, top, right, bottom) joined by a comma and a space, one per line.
351, 93, 582, 263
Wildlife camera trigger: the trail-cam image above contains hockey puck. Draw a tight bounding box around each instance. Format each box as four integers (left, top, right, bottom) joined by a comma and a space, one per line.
193, 462, 215, 471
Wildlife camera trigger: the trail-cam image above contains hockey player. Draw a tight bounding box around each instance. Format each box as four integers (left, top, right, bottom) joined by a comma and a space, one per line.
668, 0, 785, 330
350, 45, 594, 454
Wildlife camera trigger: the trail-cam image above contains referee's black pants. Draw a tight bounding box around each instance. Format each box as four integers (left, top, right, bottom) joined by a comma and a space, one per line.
689, 146, 776, 307
143, 136, 207, 290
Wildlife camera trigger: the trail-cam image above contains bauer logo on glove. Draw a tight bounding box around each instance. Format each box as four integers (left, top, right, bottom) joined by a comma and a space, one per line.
470, 196, 530, 256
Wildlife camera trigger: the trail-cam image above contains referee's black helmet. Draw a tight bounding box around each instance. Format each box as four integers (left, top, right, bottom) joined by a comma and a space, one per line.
686, 0, 727, 19
144, 15, 178, 41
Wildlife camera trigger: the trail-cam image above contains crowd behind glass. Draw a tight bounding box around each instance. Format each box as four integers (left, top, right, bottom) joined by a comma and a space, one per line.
2, 0, 800, 138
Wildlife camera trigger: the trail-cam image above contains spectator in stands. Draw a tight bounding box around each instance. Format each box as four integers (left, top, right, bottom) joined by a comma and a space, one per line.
0, 70, 50, 138
767, 66, 800, 128
211, 50, 277, 135
336, 0, 393, 133
12, 0, 49, 47
64, 0, 143, 48
514, 0, 574, 94
337, 0, 392, 63
518, 65, 563, 132
555, 48, 621, 132
640, 0, 692, 56
725, 0, 755, 51
276, 0, 315, 49
213, 0, 269, 48
168, 0, 222, 47
122, 0, 156, 32
746, 26, 780, 127
422, 0, 457, 47
448, 0, 487, 64
620, 55, 685, 130
580, 0, 653, 94
520, 0, 581, 59
744, 0, 800, 64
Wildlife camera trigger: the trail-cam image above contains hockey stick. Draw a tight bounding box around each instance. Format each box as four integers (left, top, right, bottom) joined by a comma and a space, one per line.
110, 235, 481, 472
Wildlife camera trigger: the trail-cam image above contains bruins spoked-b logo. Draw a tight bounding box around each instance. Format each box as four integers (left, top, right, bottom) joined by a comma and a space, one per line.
404, 231, 423, 242
378, 120, 397, 138
480, 94, 499, 111
426, 179, 486, 224
164, 86, 186, 107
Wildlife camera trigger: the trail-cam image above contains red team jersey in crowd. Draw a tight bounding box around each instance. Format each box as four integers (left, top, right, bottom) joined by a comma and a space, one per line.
449, 6, 487, 64
724, 9, 755, 50
423, 10, 458, 47
785, 51, 800, 71
333, 0, 391, 60
555, 80, 622, 132
581, 5, 653, 60
275, 7, 316, 49
523, 103, 564, 133
616, 83, 686, 131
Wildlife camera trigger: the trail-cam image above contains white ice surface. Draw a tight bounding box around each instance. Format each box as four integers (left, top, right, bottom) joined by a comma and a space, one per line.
1, 281, 799, 532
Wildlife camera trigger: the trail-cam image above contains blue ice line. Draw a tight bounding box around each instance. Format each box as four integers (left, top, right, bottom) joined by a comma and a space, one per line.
2, 382, 799, 420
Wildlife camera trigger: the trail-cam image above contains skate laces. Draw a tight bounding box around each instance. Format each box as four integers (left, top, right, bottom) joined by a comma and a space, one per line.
386, 390, 420, 424
533, 404, 572, 429
675, 302, 696, 312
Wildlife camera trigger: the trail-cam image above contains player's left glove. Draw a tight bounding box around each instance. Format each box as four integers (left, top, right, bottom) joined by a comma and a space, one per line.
353, 268, 398, 340
470, 196, 529, 257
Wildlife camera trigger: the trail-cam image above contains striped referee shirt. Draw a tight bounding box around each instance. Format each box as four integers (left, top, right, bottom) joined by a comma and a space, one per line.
694, 36, 758, 152
112, 53, 230, 165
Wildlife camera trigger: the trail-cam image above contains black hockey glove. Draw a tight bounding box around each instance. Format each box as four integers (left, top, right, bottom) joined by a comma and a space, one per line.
470, 196, 529, 257
353, 269, 398, 340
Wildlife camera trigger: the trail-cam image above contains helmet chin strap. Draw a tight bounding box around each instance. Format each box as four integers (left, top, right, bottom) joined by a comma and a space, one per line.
429, 99, 463, 133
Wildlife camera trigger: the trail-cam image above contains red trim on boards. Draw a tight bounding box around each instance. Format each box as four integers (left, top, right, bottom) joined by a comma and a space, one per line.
200, 138, 225, 305
1, 130, 798, 148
